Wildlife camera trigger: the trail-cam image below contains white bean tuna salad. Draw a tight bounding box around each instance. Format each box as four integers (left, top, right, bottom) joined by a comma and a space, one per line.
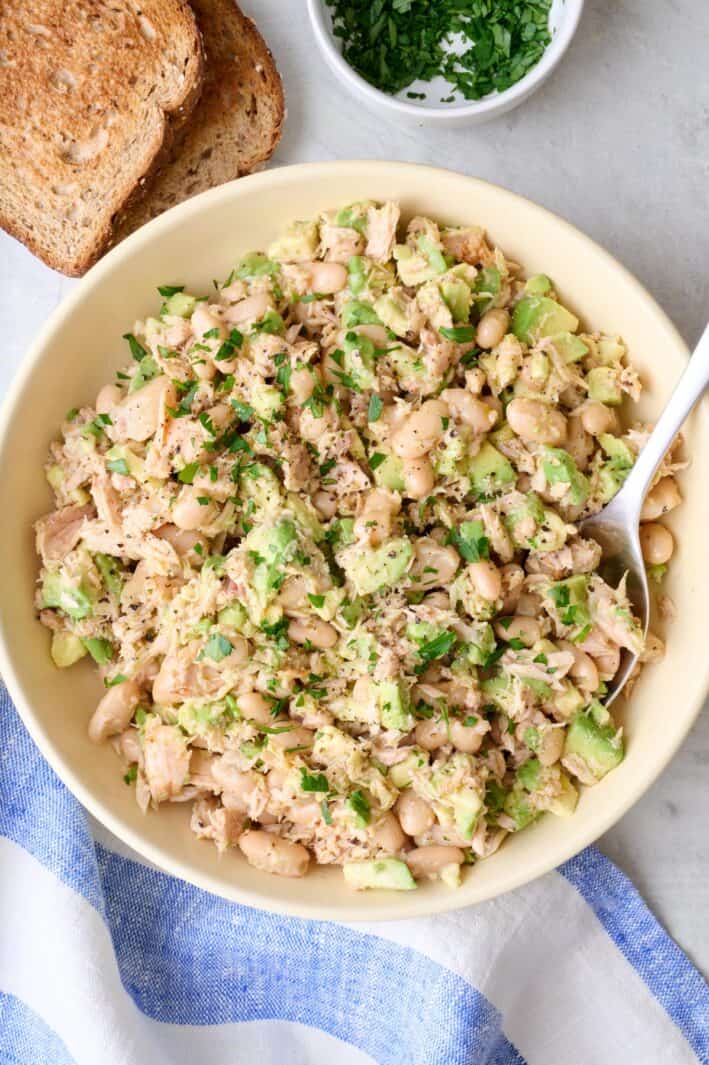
35, 201, 683, 890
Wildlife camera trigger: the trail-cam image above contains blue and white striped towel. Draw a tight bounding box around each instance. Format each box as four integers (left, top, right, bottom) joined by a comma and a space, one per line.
1, 688, 706, 1065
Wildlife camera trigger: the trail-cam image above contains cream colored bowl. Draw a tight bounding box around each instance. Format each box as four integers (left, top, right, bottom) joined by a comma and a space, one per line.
1, 161, 706, 921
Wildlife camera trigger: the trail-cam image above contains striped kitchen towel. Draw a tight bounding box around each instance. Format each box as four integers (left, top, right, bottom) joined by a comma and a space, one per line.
1, 688, 706, 1065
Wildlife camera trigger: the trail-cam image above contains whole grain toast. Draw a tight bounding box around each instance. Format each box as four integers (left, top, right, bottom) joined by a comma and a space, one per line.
0, 0, 204, 275
116, 0, 284, 239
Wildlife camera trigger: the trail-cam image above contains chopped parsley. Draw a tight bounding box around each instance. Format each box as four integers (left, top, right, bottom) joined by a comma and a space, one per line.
300, 768, 330, 793
367, 393, 384, 422
157, 284, 184, 298
347, 789, 371, 825
440, 324, 476, 343
199, 634, 233, 663
417, 630, 457, 664
122, 332, 148, 362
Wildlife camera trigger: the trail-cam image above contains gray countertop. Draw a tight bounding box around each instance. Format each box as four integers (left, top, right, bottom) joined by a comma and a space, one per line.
0, 0, 706, 973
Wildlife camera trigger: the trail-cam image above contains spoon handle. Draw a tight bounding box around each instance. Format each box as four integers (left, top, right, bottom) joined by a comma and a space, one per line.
618, 322, 709, 509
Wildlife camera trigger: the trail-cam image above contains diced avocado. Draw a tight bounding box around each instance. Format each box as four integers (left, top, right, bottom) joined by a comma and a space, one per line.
162, 291, 197, 318
597, 336, 626, 365
94, 553, 124, 600
342, 331, 377, 391
406, 620, 445, 645
473, 267, 501, 315
327, 517, 355, 550
41, 569, 95, 621
388, 747, 430, 788
440, 862, 462, 888
512, 296, 579, 344
469, 442, 515, 497
432, 430, 468, 478
545, 575, 590, 633
373, 293, 408, 337
218, 603, 248, 630
267, 219, 319, 262
251, 385, 284, 421
286, 494, 325, 541
542, 448, 590, 506
505, 491, 545, 548
81, 637, 114, 665
599, 433, 635, 470
517, 757, 541, 792
373, 452, 405, 492
441, 278, 472, 322
393, 244, 438, 286
246, 519, 297, 604
525, 274, 552, 296
239, 463, 282, 512
450, 787, 482, 839
334, 201, 372, 234
347, 255, 368, 295
50, 631, 87, 668
106, 444, 145, 481
46, 464, 64, 491
416, 233, 448, 274
551, 332, 588, 363
340, 538, 412, 597
528, 350, 550, 383
546, 772, 579, 817
597, 466, 624, 504
564, 712, 624, 780
504, 788, 537, 830
143, 317, 162, 340
554, 682, 586, 718
235, 251, 279, 280
459, 621, 496, 666
530, 509, 569, 552
341, 300, 382, 329
586, 367, 622, 406
344, 858, 416, 891
375, 679, 413, 731
480, 674, 514, 712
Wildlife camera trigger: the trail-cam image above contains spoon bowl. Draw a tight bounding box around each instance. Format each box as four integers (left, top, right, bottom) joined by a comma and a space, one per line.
580, 321, 709, 704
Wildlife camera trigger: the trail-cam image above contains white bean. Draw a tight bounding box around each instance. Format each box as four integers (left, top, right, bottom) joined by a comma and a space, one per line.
191, 304, 226, 341
173, 486, 217, 530
494, 616, 540, 646
639, 523, 675, 565
507, 397, 567, 445
450, 719, 485, 754
558, 640, 599, 691
440, 389, 497, 432
88, 679, 142, 743
392, 399, 450, 459
406, 845, 464, 879
476, 308, 509, 349
238, 830, 310, 877
537, 727, 565, 767
396, 792, 434, 836
467, 559, 502, 601
414, 718, 450, 751
288, 618, 338, 649
238, 691, 276, 724
304, 260, 348, 294
410, 539, 460, 588
313, 491, 337, 519
580, 402, 615, 436
402, 455, 435, 500
96, 384, 122, 414
640, 477, 681, 522
154, 523, 205, 559
372, 812, 406, 852
355, 488, 399, 547
225, 292, 271, 325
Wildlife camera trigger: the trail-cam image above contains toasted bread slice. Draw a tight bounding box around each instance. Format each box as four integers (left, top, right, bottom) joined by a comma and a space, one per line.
0, 0, 204, 275
116, 0, 284, 239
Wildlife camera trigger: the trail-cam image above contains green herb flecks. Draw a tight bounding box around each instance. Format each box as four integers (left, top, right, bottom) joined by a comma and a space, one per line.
327, 0, 553, 103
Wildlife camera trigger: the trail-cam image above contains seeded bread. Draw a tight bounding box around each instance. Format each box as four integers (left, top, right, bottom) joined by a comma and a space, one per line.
0, 0, 204, 275
116, 0, 284, 239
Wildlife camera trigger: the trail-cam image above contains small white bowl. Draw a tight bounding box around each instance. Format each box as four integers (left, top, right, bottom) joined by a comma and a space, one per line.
307, 0, 584, 126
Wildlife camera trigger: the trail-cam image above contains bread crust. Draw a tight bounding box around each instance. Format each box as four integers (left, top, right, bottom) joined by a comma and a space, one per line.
115, 0, 285, 240
0, 0, 204, 275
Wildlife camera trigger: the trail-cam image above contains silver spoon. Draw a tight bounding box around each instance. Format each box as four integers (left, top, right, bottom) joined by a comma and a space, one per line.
580, 323, 709, 704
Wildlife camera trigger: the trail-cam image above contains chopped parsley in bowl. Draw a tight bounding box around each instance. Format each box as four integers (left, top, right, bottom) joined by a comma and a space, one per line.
34, 199, 683, 892
308, 0, 585, 124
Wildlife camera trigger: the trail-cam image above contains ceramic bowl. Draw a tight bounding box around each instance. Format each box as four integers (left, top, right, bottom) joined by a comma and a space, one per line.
306, 0, 585, 126
1, 161, 706, 921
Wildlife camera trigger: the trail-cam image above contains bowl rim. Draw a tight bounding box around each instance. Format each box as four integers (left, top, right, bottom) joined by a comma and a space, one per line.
1, 160, 706, 922
306, 0, 585, 120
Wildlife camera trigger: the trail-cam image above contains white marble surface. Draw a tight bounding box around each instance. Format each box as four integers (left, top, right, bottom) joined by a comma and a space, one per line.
1, 0, 707, 972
